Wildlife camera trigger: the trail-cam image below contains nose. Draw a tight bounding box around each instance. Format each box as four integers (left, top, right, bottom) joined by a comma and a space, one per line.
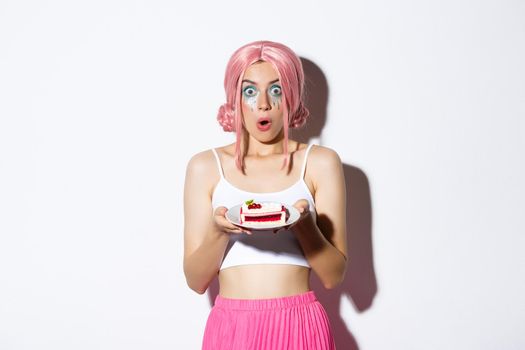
257, 92, 271, 111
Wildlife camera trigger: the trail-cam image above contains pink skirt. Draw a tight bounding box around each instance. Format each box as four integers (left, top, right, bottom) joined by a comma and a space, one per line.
202, 291, 335, 350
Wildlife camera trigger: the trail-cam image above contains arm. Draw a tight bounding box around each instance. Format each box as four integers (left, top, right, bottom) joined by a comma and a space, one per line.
291, 146, 347, 289
183, 151, 247, 294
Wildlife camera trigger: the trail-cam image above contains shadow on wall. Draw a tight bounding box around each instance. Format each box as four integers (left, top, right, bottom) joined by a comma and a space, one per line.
207, 58, 377, 350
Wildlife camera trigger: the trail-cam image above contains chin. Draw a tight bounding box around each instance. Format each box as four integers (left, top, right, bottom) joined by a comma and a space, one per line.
261, 132, 285, 144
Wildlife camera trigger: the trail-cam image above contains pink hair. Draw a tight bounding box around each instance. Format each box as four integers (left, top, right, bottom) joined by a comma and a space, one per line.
216, 40, 309, 170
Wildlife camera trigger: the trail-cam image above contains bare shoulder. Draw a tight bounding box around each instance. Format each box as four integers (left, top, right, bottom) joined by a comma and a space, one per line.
304, 145, 344, 194
308, 145, 343, 169
186, 149, 217, 174
185, 149, 221, 194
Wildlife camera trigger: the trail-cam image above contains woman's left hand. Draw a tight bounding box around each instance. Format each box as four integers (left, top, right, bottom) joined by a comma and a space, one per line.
292, 199, 310, 219
272, 199, 312, 234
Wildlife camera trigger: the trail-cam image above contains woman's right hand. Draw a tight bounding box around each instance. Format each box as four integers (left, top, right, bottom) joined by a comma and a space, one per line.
213, 206, 252, 235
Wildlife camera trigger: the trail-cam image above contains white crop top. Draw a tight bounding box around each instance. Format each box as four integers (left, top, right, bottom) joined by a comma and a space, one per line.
211, 144, 316, 270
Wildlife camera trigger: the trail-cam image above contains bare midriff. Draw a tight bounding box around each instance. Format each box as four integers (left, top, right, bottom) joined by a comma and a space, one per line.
218, 264, 311, 299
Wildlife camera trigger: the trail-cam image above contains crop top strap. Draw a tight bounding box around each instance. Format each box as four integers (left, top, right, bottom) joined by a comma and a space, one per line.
300, 144, 315, 179
210, 148, 225, 179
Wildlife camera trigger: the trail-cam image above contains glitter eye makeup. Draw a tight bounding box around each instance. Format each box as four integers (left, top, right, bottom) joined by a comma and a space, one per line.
243, 85, 258, 98
269, 84, 282, 109
242, 85, 259, 111
269, 84, 282, 97
242, 82, 282, 111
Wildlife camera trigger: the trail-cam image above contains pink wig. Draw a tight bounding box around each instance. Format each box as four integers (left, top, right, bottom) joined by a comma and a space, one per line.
217, 40, 309, 170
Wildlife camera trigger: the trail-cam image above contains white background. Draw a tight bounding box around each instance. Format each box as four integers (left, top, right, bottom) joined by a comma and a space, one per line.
1, 1, 524, 349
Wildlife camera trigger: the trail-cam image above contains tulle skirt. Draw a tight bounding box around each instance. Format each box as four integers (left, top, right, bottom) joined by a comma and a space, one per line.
202, 291, 335, 350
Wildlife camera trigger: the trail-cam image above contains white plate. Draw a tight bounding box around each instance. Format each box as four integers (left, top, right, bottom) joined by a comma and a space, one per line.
226, 203, 300, 230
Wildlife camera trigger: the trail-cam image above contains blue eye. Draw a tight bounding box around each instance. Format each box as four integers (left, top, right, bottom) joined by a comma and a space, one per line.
243, 86, 257, 97
269, 85, 282, 96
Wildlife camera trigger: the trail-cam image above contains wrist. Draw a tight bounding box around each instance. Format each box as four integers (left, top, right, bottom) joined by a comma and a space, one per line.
211, 223, 230, 240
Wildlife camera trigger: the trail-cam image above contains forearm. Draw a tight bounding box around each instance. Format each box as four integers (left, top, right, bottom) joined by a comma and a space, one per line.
292, 216, 347, 289
183, 228, 230, 294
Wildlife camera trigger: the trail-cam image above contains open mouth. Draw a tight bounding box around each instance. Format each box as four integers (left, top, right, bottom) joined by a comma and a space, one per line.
257, 118, 272, 131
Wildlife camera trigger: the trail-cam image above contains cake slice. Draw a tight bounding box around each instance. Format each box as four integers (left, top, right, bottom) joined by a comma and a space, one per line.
240, 200, 287, 226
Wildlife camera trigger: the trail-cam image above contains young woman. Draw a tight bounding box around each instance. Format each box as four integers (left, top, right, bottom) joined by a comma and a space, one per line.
183, 40, 347, 349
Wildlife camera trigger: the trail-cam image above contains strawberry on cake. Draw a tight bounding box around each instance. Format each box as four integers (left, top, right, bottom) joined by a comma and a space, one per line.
240, 199, 287, 226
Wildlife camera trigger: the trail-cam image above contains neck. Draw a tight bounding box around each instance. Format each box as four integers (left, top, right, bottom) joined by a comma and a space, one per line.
244, 135, 293, 157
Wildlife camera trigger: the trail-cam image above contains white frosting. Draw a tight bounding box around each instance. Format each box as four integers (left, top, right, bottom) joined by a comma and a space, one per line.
240, 201, 286, 225
240, 219, 285, 227
241, 201, 283, 213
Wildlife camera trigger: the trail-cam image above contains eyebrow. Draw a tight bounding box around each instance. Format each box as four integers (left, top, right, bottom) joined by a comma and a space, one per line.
242, 78, 280, 85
